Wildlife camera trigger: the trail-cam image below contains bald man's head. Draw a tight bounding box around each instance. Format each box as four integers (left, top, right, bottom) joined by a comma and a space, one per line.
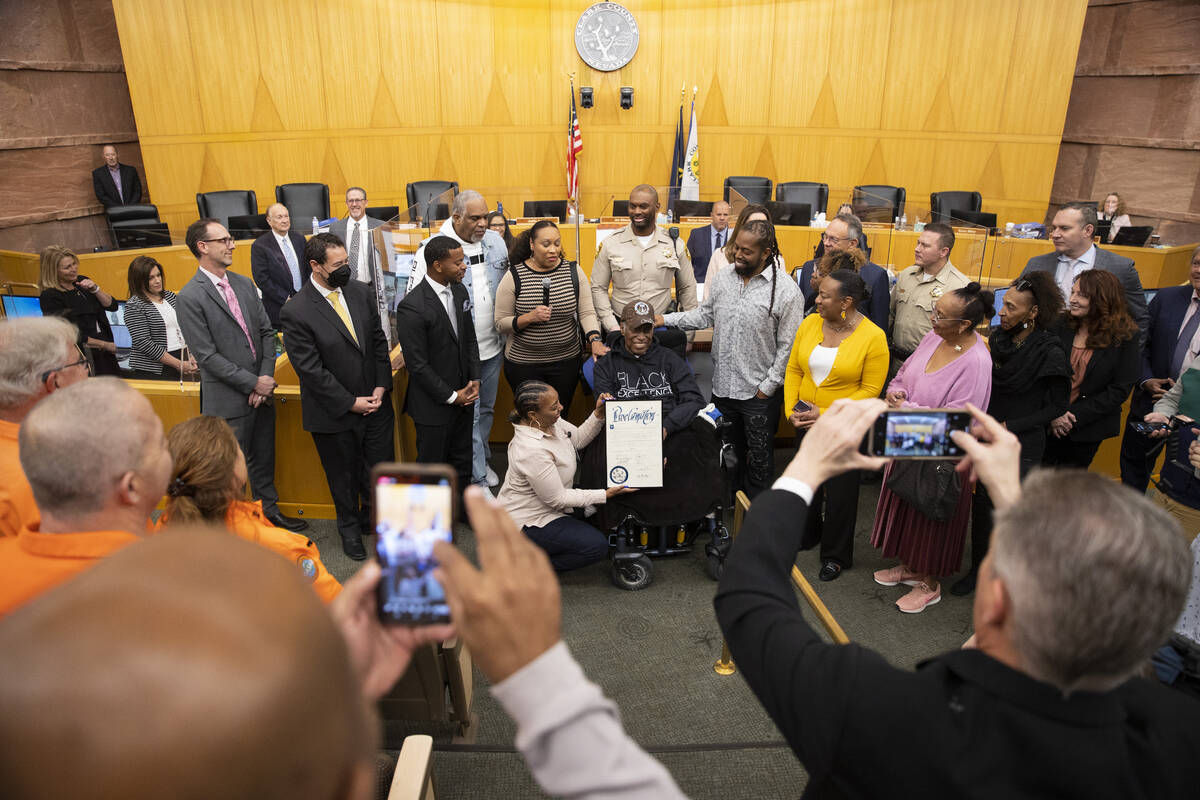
19, 377, 170, 521
266, 203, 292, 236
0, 529, 374, 800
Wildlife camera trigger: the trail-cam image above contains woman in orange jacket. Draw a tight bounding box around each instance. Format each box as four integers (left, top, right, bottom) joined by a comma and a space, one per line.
156, 416, 341, 602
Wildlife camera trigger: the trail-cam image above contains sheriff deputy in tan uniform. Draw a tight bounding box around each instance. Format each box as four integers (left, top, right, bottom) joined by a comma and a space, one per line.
590, 184, 697, 355
889, 221, 968, 365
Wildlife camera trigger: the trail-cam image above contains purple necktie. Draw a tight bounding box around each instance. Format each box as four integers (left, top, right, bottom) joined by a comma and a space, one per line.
1170, 298, 1200, 379
217, 277, 256, 357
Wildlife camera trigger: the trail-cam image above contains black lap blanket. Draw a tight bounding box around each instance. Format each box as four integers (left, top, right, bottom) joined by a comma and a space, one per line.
580, 418, 724, 528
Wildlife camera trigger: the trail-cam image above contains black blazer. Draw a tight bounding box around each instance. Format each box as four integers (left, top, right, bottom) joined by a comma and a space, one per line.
92, 163, 142, 207
1058, 324, 1140, 442
250, 231, 311, 327
279, 280, 391, 434
395, 279, 479, 424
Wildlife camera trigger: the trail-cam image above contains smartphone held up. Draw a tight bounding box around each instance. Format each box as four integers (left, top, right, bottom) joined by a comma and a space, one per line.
869, 409, 971, 459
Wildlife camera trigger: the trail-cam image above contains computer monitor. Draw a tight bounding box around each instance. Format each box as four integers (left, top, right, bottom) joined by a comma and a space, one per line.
1111, 225, 1154, 247
1093, 220, 1112, 243
113, 223, 172, 249
952, 209, 998, 230
612, 200, 629, 217
523, 200, 567, 221
674, 200, 714, 218
766, 202, 811, 227
229, 213, 270, 239
1, 296, 43, 319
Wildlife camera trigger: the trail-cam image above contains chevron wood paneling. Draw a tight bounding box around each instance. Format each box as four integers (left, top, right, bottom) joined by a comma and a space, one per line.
112, 0, 1087, 235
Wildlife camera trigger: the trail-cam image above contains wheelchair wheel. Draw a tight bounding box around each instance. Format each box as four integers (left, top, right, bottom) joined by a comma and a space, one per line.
705, 552, 724, 581
611, 554, 653, 591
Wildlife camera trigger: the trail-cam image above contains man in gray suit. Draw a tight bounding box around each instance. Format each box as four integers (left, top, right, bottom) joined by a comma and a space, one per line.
329, 187, 385, 288
176, 218, 307, 532
1020, 202, 1147, 339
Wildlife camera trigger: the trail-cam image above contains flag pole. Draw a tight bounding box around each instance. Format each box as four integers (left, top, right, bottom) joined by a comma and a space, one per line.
570, 73, 581, 268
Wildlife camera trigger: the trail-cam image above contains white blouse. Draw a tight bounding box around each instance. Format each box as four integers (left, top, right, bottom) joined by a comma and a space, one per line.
154, 298, 185, 351
807, 344, 838, 387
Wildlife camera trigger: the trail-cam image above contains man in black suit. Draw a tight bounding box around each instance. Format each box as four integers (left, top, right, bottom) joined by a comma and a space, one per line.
251, 203, 311, 327
280, 233, 394, 560
1020, 201, 1148, 338
1120, 244, 1200, 490
715, 398, 1198, 797
685, 200, 730, 284
91, 144, 142, 207
395, 235, 479, 498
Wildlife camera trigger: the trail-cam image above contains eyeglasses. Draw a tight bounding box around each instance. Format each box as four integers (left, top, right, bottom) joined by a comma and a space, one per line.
346, 198, 366, 205
930, 309, 966, 323
201, 237, 235, 246
40, 345, 93, 382
821, 233, 853, 244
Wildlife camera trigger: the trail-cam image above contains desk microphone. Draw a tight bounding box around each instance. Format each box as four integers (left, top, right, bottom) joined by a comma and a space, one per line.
542, 276, 552, 308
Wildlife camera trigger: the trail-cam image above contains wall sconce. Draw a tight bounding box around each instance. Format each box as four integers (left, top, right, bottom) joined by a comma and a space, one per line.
620, 87, 634, 110
580, 86, 594, 109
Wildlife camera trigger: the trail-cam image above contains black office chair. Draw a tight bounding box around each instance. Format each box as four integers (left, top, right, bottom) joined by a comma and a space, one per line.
523, 200, 568, 221
853, 185, 906, 222
275, 183, 330, 229
776, 182, 828, 218
406, 181, 459, 222
195, 190, 258, 230
366, 205, 400, 223
105, 204, 163, 249
674, 199, 714, 218
723, 176, 773, 204
612, 200, 629, 217
930, 191, 982, 223
228, 213, 270, 240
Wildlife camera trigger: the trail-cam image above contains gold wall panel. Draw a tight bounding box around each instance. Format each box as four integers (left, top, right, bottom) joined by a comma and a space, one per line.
112, 0, 1087, 236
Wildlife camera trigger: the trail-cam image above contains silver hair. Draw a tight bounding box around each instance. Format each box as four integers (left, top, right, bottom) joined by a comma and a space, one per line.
345, 186, 366, 201
452, 190, 485, 217
0, 317, 79, 410
19, 378, 160, 516
834, 212, 862, 243
991, 469, 1191, 693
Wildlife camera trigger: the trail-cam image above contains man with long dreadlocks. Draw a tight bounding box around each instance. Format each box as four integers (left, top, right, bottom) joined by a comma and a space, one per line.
658, 219, 802, 497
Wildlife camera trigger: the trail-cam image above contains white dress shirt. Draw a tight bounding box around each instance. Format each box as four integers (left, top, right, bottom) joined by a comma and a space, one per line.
311, 279, 357, 335
424, 274, 461, 404
1054, 244, 1097, 302
345, 215, 372, 283
273, 231, 302, 291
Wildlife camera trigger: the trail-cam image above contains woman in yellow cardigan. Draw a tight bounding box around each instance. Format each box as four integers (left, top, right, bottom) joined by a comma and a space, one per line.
785, 268, 889, 581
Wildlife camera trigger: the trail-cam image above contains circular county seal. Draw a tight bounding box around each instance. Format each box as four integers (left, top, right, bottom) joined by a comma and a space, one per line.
575, 3, 640, 72
609, 465, 629, 484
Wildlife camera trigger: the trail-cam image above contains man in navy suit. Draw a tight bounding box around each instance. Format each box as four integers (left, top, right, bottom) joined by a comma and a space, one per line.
91, 144, 142, 207
795, 213, 890, 331
250, 203, 310, 327
1120, 245, 1200, 490
280, 233, 393, 560
395, 235, 480, 499
685, 200, 731, 284
1019, 202, 1148, 339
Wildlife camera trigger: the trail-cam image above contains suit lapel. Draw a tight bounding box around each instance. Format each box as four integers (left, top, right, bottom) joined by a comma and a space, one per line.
309, 284, 361, 350
198, 272, 240, 327
424, 280, 457, 342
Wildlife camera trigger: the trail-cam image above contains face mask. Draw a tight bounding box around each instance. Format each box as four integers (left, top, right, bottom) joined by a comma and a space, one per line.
325, 264, 351, 288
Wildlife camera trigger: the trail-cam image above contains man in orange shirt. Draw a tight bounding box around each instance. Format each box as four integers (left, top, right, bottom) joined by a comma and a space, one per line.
0, 378, 172, 615
0, 317, 91, 537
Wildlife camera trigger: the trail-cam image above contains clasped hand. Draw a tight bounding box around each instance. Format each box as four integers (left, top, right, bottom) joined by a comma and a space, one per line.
455, 380, 480, 406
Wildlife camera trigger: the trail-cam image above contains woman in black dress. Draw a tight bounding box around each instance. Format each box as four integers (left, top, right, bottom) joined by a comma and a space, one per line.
952, 271, 1070, 594
37, 245, 120, 376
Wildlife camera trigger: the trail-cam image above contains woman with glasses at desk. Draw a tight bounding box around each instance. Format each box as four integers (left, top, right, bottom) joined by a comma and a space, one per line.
37, 245, 120, 376
124, 256, 197, 380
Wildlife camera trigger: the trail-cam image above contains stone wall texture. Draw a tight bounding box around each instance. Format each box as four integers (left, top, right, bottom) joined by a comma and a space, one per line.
1050, 0, 1200, 246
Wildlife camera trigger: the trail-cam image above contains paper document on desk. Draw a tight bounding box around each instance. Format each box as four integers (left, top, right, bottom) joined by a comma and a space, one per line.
605, 400, 663, 488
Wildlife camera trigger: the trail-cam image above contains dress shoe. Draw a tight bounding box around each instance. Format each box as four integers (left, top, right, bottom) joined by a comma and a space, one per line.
267, 513, 309, 532
341, 536, 367, 561
486, 464, 501, 487
949, 570, 977, 596
818, 561, 843, 582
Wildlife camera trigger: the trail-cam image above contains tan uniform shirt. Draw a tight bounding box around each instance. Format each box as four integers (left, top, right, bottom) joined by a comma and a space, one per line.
889, 261, 968, 354
590, 225, 698, 332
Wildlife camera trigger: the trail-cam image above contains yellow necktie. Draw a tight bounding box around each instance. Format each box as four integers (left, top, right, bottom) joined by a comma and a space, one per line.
328, 290, 358, 345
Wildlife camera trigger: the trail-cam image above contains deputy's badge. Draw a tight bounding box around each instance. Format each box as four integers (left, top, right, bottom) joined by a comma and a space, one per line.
298, 557, 318, 582
930, 286, 944, 299
661, 247, 675, 260
611, 256, 625, 266
634, 301, 651, 316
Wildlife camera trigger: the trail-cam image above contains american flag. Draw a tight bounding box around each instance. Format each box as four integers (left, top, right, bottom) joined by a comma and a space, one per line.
567, 87, 582, 215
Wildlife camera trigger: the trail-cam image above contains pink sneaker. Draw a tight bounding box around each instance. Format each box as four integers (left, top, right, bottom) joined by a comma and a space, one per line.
873, 565, 922, 587
896, 581, 941, 614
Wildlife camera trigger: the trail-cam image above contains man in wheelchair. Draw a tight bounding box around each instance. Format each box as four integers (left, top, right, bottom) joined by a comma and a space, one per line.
583, 300, 723, 533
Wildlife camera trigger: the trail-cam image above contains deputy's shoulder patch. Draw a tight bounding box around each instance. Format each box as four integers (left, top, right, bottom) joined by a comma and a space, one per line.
298, 557, 318, 582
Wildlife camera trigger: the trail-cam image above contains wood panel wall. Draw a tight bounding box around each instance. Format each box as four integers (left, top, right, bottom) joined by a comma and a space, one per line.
111, 0, 1087, 237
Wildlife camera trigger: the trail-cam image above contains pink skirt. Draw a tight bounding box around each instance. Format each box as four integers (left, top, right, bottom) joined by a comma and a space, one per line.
869, 462, 974, 576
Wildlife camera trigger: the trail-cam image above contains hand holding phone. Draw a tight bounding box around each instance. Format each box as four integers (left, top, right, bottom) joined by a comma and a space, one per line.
869, 409, 971, 459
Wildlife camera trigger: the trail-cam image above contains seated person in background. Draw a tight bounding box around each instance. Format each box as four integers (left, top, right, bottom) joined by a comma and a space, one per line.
800, 248, 865, 316
795, 212, 889, 330
716, 398, 1200, 797
155, 415, 341, 602
0, 530, 453, 800
0, 317, 90, 538
0, 378, 170, 616
496, 380, 632, 571
1099, 191, 1132, 243
124, 255, 198, 379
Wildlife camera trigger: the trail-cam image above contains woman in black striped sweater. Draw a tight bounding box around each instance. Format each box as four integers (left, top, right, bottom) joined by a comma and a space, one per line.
124, 256, 197, 380
494, 221, 607, 414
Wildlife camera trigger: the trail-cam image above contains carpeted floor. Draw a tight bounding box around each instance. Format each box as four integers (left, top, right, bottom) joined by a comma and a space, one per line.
313, 446, 977, 799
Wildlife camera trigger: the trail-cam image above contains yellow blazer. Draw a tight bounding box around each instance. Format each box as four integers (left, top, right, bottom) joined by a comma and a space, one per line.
784, 314, 890, 414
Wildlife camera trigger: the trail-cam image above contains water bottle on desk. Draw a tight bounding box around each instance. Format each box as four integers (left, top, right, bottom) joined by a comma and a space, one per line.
311, 216, 319, 235
497, 201, 504, 219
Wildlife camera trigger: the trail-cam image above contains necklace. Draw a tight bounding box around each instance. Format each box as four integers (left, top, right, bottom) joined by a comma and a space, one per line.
826, 312, 858, 333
